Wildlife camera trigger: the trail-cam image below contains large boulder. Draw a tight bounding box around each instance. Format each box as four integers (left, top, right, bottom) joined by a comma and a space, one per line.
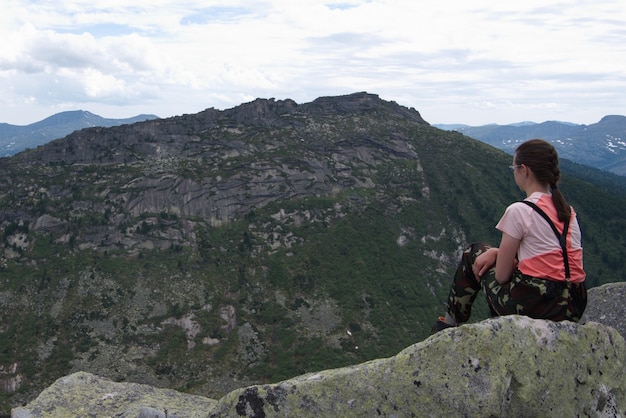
212, 315, 625, 417
10, 371, 216, 418
12, 313, 626, 417
581, 281, 626, 340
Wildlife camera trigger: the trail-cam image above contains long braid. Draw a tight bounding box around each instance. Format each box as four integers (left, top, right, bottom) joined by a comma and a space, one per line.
548, 147, 571, 223
515, 139, 571, 223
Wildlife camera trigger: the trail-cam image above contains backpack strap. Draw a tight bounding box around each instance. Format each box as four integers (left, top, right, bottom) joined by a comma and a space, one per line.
520, 200, 571, 281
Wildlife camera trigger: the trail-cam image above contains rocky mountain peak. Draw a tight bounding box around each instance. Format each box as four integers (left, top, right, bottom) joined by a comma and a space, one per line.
599, 114, 626, 122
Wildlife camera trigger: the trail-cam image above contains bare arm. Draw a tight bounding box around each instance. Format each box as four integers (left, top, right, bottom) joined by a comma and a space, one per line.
472, 233, 520, 284
494, 232, 520, 284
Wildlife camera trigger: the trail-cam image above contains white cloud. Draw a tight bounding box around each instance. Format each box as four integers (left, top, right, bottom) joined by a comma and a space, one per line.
1, 0, 625, 125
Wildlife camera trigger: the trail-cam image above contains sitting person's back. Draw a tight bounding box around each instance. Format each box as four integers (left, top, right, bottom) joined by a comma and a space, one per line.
432, 139, 586, 334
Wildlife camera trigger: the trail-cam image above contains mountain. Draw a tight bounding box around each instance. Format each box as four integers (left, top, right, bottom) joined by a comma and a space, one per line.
435, 115, 626, 176
0, 110, 159, 157
0, 92, 625, 413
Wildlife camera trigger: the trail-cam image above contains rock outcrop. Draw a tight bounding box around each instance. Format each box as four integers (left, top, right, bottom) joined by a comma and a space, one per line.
212, 316, 625, 417
581, 281, 626, 340
13, 283, 626, 417
10, 372, 216, 418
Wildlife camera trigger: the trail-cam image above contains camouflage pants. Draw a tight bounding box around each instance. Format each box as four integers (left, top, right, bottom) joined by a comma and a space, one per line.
446, 242, 587, 324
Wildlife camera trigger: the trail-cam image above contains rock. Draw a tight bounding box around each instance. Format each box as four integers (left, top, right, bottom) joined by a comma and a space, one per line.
11, 371, 216, 418
581, 281, 626, 341
211, 316, 625, 417
13, 314, 626, 417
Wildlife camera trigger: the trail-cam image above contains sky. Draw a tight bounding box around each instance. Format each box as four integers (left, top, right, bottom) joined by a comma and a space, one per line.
1, 0, 625, 127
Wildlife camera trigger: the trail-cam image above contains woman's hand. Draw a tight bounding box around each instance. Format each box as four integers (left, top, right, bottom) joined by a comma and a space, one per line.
473, 247, 498, 279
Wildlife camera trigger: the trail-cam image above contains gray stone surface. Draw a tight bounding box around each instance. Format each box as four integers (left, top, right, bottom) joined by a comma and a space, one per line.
11, 372, 216, 418
581, 281, 626, 340
211, 315, 625, 417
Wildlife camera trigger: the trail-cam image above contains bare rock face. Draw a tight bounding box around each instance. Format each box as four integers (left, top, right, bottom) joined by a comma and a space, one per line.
13, 313, 626, 417
212, 316, 624, 417
581, 282, 626, 341
2, 92, 428, 249
11, 371, 216, 418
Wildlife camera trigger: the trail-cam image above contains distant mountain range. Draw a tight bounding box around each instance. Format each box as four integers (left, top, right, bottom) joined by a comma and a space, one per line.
435, 115, 626, 176
0, 111, 159, 157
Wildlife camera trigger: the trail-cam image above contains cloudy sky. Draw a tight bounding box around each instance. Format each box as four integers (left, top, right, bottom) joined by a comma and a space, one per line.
1, 0, 625, 126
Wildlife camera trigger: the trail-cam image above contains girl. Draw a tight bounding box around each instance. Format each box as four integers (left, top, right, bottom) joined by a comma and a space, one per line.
432, 139, 586, 333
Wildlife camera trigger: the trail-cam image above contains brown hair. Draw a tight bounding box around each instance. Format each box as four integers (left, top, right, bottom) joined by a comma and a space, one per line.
515, 139, 571, 222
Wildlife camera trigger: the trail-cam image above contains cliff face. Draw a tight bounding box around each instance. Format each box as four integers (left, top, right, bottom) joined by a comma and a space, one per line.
12, 282, 626, 417
2, 93, 427, 241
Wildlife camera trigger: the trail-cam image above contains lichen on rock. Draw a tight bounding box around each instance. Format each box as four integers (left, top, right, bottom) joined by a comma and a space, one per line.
11, 371, 216, 418
210, 316, 625, 417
